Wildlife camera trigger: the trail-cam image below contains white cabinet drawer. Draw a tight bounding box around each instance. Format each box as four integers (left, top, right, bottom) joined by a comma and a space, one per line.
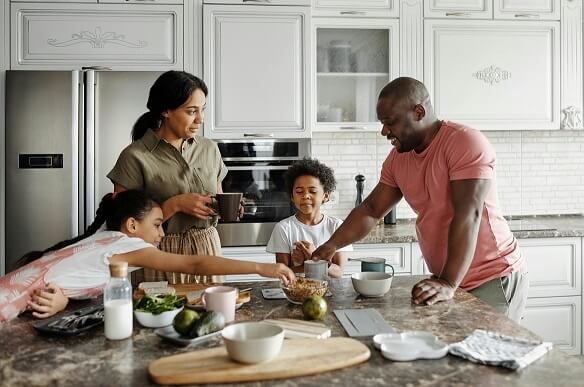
313, 0, 399, 18
222, 246, 276, 282
344, 243, 411, 277
11, 3, 183, 70
424, 0, 493, 19
519, 238, 582, 298
494, 0, 560, 20
522, 296, 581, 355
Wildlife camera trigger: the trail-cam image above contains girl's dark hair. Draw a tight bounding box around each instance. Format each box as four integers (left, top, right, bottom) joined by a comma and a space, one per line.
132, 71, 208, 142
16, 190, 160, 267
284, 157, 337, 195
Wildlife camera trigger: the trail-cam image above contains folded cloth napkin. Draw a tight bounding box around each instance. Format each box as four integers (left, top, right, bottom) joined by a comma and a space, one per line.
448, 329, 553, 370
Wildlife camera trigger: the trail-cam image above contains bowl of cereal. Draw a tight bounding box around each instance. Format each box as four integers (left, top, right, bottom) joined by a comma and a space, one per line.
281, 277, 328, 305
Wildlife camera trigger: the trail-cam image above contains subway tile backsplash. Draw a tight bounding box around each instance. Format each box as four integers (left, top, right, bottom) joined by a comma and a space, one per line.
313, 130, 584, 220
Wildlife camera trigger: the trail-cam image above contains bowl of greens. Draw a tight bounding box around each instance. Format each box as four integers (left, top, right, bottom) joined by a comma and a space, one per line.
134, 294, 185, 328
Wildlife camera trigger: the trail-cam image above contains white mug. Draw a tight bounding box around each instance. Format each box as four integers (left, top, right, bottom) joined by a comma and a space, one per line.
202, 286, 237, 323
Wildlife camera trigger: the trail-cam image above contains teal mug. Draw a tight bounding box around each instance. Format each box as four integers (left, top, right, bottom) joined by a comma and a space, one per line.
351, 257, 395, 277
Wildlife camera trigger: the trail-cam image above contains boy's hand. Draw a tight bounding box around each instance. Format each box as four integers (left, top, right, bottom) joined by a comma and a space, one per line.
294, 241, 315, 260
291, 245, 305, 267
29, 283, 69, 319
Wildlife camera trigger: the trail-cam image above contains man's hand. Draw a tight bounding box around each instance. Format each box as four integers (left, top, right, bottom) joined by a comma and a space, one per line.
311, 242, 337, 262
411, 277, 456, 305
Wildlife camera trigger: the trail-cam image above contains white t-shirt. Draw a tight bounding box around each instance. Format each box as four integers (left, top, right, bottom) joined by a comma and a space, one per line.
44, 231, 154, 295
266, 214, 353, 254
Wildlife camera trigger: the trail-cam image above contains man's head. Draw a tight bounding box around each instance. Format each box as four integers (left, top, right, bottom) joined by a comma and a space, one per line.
377, 77, 437, 153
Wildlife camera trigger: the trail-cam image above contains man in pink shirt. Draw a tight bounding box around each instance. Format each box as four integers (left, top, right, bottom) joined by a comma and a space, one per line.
312, 77, 528, 322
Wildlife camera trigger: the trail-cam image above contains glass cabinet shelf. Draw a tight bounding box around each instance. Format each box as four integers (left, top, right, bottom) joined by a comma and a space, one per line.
317, 72, 389, 77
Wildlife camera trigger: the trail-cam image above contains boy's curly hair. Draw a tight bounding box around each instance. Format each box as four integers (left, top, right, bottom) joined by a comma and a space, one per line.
284, 157, 337, 194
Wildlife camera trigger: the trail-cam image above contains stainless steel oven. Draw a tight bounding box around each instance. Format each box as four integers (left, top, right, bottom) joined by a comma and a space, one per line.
216, 139, 310, 246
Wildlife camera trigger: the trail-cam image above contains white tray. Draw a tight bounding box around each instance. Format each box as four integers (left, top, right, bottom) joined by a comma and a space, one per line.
373, 331, 449, 362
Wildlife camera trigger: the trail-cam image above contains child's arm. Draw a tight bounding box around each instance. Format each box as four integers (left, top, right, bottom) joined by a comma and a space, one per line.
28, 283, 69, 319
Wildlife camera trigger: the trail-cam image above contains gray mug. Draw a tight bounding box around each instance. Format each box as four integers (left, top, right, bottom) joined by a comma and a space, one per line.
351, 257, 395, 277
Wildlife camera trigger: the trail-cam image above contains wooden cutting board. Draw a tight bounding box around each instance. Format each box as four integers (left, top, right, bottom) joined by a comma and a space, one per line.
149, 337, 370, 385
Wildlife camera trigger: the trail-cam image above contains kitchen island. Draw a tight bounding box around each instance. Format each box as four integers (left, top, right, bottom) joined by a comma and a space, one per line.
1, 276, 583, 387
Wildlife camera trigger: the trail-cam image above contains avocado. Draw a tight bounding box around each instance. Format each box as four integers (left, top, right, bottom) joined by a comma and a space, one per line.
189, 311, 226, 338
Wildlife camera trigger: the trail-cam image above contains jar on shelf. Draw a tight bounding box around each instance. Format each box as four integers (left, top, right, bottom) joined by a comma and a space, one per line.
328, 40, 351, 72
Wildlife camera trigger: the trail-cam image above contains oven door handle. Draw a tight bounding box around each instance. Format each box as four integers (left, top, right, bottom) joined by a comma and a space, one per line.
226, 166, 290, 171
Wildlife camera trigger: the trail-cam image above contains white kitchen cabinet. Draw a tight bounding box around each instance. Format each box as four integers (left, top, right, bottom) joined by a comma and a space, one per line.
204, 0, 309, 4
494, 0, 560, 20
523, 296, 581, 355
222, 246, 277, 283
203, 4, 310, 139
518, 237, 583, 355
410, 241, 430, 275
312, 17, 399, 132
424, 19, 560, 130
424, 0, 493, 19
519, 237, 582, 298
313, 0, 399, 18
10, 2, 183, 70
344, 243, 411, 277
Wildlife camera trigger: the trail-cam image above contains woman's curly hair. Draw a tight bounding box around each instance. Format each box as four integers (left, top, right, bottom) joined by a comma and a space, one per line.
284, 157, 337, 194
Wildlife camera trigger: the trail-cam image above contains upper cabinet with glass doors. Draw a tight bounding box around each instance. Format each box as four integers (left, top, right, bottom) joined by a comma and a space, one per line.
312, 18, 399, 132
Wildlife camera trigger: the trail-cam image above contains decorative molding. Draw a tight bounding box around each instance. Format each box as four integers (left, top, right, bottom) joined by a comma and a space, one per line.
472, 65, 511, 85
400, 0, 423, 80
561, 106, 583, 130
47, 27, 147, 49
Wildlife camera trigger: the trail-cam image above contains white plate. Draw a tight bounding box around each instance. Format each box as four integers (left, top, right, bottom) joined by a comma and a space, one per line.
377, 331, 449, 362
154, 325, 223, 347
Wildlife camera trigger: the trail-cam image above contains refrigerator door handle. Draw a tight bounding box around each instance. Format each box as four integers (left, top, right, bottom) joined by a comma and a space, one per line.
85, 70, 96, 227
71, 71, 80, 237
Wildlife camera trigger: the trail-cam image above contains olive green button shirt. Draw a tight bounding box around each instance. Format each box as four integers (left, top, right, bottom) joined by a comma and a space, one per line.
107, 129, 228, 234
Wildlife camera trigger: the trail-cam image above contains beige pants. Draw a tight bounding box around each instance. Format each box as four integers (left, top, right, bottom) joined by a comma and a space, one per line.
469, 268, 529, 323
132, 227, 225, 285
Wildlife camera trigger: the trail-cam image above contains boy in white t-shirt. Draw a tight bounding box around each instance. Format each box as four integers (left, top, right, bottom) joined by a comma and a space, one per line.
267, 158, 351, 278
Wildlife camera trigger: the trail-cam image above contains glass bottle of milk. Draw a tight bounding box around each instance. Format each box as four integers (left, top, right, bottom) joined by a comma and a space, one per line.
104, 261, 133, 340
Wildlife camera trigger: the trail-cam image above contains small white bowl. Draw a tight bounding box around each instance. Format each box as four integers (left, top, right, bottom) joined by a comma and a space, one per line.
379, 331, 449, 362
351, 272, 393, 297
134, 307, 183, 328
222, 322, 284, 364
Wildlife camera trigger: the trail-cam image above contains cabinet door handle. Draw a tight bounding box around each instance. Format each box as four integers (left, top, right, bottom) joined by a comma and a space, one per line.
340, 11, 367, 15
339, 126, 367, 130
243, 133, 275, 137
243, 0, 272, 3
444, 12, 471, 17
514, 13, 540, 19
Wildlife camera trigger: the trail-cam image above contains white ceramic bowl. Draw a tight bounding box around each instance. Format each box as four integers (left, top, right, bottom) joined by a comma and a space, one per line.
351, 272, 393, 297
222, 322, 285, 364
134, 307, 183, 328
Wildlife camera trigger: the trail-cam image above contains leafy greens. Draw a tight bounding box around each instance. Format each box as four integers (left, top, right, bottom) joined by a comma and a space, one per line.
134, 294, 185, 315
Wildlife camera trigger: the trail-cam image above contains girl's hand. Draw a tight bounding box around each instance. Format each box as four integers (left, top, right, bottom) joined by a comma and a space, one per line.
29, 283, 69, 319
259, 263, 296, 285
176, 193, 216, 220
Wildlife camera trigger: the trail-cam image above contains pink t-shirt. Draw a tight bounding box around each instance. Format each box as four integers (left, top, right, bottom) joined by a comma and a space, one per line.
380, 121, 523, 291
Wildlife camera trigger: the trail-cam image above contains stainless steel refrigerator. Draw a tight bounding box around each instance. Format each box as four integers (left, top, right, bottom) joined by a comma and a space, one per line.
5, 70, 161, 273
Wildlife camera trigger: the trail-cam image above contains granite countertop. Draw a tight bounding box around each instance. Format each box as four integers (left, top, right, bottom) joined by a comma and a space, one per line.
1, 276, 583, 387
360, 215, 584, 244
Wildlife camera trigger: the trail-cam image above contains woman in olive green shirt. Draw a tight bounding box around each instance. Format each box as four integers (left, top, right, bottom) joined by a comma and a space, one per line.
108, 71, 226, 284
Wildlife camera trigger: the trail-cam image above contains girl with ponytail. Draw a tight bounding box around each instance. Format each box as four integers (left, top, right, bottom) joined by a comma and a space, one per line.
107, 70, 231, 285
0, 190, 295, 323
